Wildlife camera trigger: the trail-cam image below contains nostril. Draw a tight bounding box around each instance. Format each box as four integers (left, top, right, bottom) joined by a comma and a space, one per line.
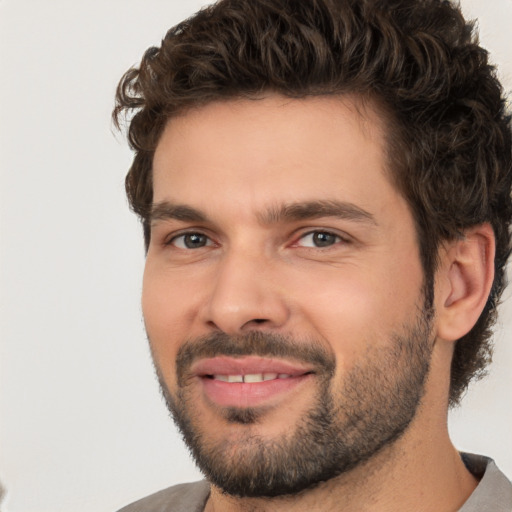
252, 319, 267, 324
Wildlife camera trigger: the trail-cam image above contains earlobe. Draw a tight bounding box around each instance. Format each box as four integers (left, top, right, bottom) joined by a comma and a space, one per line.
436, 224, 495, 342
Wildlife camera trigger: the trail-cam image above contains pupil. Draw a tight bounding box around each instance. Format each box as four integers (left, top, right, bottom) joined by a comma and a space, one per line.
313, 232, 335, 247
185, 234, 206, 248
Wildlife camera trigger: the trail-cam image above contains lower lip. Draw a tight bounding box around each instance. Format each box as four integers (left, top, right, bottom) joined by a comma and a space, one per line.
200, 374, 312, 408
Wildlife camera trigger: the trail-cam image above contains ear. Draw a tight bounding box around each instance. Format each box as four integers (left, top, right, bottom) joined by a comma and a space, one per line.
435, 224, 495, 342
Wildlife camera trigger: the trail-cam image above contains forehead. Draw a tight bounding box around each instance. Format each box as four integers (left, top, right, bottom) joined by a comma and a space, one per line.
152, 94, 399, 219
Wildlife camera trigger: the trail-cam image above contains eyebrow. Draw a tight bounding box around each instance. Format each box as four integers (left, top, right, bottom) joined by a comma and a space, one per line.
259, 200, 377, 225
149, 199, 376, 226
150, 202, 208, 224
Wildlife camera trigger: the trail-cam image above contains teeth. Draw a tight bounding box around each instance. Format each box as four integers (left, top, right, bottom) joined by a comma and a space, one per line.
244, 373, 264, 383
212, 372, 286, 383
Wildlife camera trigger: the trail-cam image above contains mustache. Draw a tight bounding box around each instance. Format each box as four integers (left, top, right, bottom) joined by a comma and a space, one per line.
176, 331, 335, 384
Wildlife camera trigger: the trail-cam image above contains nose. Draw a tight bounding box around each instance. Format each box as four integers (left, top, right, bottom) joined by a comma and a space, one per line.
201, 250, 290, 335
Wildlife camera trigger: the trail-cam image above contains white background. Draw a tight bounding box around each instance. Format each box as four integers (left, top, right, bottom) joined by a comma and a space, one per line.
0, 1, 511, 511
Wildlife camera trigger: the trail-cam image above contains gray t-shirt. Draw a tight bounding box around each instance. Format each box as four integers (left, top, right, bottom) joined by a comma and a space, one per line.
117, 454, 512, 511
459, 454, 512, 511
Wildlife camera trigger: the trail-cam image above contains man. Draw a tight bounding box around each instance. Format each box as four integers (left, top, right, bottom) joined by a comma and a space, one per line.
113, 0, 512, 510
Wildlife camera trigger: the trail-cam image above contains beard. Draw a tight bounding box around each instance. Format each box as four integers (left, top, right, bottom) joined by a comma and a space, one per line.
152, 304, 434, 499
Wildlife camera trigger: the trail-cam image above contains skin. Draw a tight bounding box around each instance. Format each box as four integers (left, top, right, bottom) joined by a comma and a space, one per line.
143, 95, 494, 511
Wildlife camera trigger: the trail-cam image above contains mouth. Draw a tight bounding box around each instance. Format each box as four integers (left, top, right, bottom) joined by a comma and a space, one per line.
205, 372, 298, 383
191, 356, 315, 408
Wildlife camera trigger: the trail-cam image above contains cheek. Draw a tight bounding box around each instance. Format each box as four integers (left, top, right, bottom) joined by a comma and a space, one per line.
287, 273, 381, 367
141, 261, 199, 380
284, 256, 424, 367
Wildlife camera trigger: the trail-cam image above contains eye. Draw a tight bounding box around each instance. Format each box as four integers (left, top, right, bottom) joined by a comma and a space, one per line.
170, 232, 213, 249
296, 231, 343, 248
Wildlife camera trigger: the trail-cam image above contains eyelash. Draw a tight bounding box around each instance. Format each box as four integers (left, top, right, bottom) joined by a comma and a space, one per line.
166, 231, 215, 249
165, 229, 348, 250
293, 230, 346, 249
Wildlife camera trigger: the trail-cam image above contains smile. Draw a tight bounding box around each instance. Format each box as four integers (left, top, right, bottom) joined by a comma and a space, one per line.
208, 373, 293, 383
191, 356, 315, 408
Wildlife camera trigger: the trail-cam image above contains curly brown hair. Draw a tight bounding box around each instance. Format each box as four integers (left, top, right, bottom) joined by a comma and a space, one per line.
113, 0, 512, 406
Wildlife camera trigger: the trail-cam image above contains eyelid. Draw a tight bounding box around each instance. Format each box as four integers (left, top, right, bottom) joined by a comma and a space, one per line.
291, 228, 351, 248
164, 228, 216, 248
158, 225, 352, 250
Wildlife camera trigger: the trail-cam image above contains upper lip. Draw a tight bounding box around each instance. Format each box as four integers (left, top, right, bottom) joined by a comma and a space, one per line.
191, 356, 314, 377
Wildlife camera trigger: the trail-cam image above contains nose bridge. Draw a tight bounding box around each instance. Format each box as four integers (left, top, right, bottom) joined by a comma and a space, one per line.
204, 243, 289, 334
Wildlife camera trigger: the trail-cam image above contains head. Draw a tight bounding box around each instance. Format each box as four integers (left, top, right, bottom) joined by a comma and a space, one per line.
114, 0, 512, 406
113, 0, 512, 498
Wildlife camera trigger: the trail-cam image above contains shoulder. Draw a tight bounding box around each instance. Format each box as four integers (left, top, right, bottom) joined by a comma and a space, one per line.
459, 453, 512, 512
116, 480, 210, 512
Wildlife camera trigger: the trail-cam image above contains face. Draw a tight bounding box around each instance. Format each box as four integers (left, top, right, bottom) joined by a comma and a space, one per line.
144, 95, 434, 497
